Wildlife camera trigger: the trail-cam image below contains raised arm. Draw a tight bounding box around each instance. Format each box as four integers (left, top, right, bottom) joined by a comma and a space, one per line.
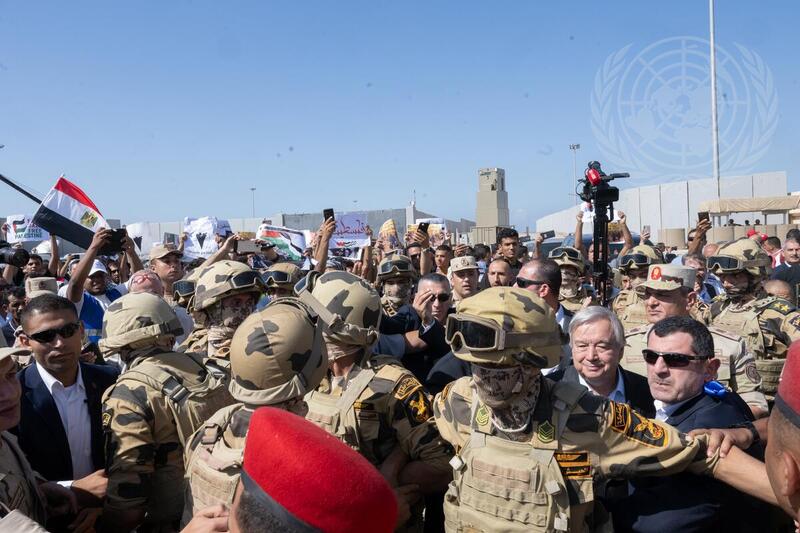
47, 235, 59, 276
67, 230, 111, 304
574, 210, 585, 258
313, 218, 336, 274
617, 211, 634, 257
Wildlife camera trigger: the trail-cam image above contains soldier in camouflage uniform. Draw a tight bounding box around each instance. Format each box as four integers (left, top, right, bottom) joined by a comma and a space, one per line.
98, 293, 234, 532
179, 260, 265, 367
708, 238, 800, 400
297, 270, 451, 531
182, 296, 328, 521
376, 254, 417, 317
612, 244, 664, 331
262, 262, 302, 300
621, 264, 768, 417
432, 286, 776, 533
548, 246, 595, 314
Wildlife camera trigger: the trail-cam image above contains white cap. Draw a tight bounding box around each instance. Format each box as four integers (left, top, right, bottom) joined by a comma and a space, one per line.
89, 259, 108, 277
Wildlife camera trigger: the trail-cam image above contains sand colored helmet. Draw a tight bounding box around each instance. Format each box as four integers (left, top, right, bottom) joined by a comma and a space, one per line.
228, 297, 327, 405
376, 255, 416, 283
446, 287, 565, 368
617, 244, 664, 272
547, 246, 585, 274
707, 238, 772, 279
99, 292, 184, 355
263, 263, 302, 291
191, 260, 264, 312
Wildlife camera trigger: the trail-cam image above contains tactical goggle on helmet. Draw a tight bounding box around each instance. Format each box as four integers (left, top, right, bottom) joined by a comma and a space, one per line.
293, 271, 379, 347
173, 279, 196, 300
445, 313, 564, 353
202, 270, 265, 300
548, 247, 582, 261
262, 270, 293, 286
377, 257, 415, 279
706, 255, 771, 273
618, 253, 651, 268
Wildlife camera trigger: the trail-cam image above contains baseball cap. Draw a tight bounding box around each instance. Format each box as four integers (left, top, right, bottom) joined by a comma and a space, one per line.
25, 277, 58, 299
450, 255, 479, 273
149, 244, 183, 262
640, 264, 695, 291
242, 407, 397, 533
88, 260, 108, 277
0, 347, 31, 366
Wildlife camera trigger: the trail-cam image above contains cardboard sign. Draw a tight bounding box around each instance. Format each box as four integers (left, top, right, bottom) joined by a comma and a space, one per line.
3, 214, 50, 243
257, 224, 307, 261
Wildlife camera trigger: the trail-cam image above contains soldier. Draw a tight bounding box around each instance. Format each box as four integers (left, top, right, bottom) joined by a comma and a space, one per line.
548, 246, 594, 314
709, 238, 800, 399
297, 270, 451, 530
98, 292, 234, 531
376, 254, 417, 318
261, 262, 301, 300
622, 264, 768, 417
433, 286, 777, 532
612, 244, 664, 330
180, 260, 265, 367
182, 296, 328, 520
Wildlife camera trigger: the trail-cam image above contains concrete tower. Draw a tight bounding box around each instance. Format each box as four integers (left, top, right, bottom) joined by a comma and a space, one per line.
471, 168, 510, 244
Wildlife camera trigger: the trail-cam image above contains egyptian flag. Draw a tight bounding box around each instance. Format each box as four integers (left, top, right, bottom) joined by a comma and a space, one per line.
31, 176, 109, 249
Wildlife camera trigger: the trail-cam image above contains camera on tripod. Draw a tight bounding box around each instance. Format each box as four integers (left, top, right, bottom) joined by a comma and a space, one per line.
578, 161, 629, 205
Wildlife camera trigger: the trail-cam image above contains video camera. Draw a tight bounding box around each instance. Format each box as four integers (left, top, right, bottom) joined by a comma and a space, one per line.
577, 161, 629, 306
0, 241, 30, 268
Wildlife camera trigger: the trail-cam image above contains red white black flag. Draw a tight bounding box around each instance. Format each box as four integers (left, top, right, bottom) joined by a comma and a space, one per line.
31, 175, 109, 249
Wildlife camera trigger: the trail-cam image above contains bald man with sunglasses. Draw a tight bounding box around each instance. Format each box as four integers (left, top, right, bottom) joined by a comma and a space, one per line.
622, 264, 767, 418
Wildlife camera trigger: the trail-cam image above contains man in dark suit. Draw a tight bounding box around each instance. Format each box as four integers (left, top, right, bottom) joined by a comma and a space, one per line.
611, 316, 774, 532
13, 294, 118, 499
548, 306, 655, 417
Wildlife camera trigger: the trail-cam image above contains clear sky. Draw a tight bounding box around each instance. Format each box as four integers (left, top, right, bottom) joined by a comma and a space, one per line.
1, 1, 798, 230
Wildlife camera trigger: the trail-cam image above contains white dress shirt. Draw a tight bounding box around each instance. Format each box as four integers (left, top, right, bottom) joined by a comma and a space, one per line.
578, 368, 627, 403
654, 392, 703, 422
35, 364, 94, 480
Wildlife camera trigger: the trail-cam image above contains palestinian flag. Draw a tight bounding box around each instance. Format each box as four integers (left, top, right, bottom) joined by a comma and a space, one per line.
31, 176, 109, 249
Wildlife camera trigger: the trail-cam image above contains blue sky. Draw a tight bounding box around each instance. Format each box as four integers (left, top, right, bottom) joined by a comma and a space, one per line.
1, 1, 798, 230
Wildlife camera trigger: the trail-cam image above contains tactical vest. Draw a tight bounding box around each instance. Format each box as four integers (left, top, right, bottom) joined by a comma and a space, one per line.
711, 297, 784, 396
183, 404, 244, 525
443, 382, 591, 533
0, 432, 47, 527
122, 353, 234, 447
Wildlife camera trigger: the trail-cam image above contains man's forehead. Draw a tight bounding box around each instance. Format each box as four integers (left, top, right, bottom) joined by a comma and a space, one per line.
419, 280, 449, 293
24, 308, 77, 328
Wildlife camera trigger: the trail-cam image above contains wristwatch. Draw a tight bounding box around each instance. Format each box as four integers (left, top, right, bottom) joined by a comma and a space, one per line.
729, 421, 760, 445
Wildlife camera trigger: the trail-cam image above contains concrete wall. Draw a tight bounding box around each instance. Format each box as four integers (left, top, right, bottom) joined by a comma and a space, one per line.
536, 171, 789, 242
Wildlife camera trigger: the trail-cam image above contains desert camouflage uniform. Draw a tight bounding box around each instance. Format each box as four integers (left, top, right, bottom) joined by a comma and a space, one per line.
434, 376, 721, 533
623, 323, 767, 412
710, 295, 800, 397
613, 290, 648, 331
376, 255, 416, 317
0, 432, 46, 526
559, 286, 596, 315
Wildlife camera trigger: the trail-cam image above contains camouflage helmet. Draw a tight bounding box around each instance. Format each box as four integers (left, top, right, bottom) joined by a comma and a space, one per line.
263, 262, 302, 290
548, 246, 585, 274
295, 271, 381, 347
449, 287, 565, 368
618, 244, 664, 272
192, 260, 264, 312
708, 238, 772, 279
99, 292, 184, 355
228, 297, 327, 405
376, 254, 416, 283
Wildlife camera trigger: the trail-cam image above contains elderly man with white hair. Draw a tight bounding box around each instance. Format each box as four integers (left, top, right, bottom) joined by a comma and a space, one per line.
548, 306, 655, 417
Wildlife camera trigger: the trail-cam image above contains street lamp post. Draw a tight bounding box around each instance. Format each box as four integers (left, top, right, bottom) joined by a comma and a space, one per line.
569, 144, 581, 206
250, 187, 256, 218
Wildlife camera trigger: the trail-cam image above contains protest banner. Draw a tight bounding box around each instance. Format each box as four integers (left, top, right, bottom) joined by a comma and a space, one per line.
257, 223, 307, 261
408, 217, 449, 247
183, 217, 224, 259
378, 219, 401, 249
125, 222, 156, 257
3, 214, 50, 243
328, 211, 370, 260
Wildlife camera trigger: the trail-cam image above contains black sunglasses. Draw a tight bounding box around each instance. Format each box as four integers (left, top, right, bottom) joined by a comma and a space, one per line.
430, 293, 450, 302
642, 348, 710, 368
516, 278, 546, 289
26, 322, 81, 344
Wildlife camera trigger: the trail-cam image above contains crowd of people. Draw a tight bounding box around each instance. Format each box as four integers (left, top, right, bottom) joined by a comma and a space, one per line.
2, 210, 800, 532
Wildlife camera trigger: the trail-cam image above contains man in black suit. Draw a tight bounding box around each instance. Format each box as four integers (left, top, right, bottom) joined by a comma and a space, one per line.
611, 316, 775, 532
13, 294, 118, 501
548, 306, 654, 417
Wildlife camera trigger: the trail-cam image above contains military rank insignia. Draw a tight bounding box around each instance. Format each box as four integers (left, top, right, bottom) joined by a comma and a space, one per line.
537, 420, 555, 443
555, 452, 591, 480
475, 405, 490, 427
609, 401, 668, 447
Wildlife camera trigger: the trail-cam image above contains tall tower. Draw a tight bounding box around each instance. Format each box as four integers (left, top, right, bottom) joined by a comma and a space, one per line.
472, 168, 510, 244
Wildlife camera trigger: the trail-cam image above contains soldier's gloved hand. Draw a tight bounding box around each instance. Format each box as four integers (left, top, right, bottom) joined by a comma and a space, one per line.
688, 427, 753, 458
39, 481, 77, 517
394, 484, 420, 528
181, 504, 230, 533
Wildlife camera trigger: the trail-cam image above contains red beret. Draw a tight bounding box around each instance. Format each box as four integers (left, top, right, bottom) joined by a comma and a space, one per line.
242, 407, 398, 533
776, 342, 800, 427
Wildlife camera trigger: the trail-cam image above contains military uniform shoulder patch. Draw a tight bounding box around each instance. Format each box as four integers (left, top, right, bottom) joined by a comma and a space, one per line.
555, 451, 592, 479
475, 404, 490, 427
767, 298, 795, 315
537, 420, 555, 443
394, 375, 422, 401
102, 409, 113, 429
401, 388, 432, 424
608, 401, 668, 448
789, 314, 800, 330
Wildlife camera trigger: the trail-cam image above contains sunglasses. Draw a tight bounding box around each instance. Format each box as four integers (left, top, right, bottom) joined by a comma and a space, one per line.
26, 322, 81, 344
618, 253, 651, 268
515, 278, 546, 289
429, 293, 451, 302
379, 260, 414, 276
706, 255, 768, 273
642, 348, 710, 367
262, 271, 292, 285
548, 247, 582, 261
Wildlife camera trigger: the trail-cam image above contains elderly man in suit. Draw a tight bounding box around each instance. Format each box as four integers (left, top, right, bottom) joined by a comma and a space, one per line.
548, 306, 654, 417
